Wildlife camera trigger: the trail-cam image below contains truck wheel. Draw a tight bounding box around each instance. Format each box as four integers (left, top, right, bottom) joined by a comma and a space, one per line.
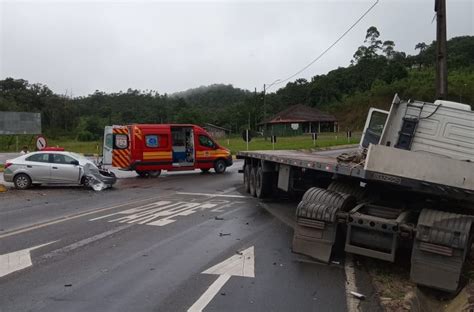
249, 167, 257, 197
327, 180, 367, 202
148, 170, 161, 178
214, 160, 226, 174
243, 164, 251, 193
410, 208, 473, 292
255, 167, 271, 199
14, 173, 32, 190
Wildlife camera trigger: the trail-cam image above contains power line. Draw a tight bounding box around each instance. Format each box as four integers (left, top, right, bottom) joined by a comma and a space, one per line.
266, 0, 380, 91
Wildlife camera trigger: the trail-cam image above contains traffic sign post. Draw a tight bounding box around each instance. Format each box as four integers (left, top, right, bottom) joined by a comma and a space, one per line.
36, 135, 47, 151
312, 133, 317, 147
242, 129, 252, 151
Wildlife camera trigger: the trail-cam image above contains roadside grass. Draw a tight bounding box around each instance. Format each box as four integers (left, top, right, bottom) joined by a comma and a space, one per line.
363, 253, 415, 311
0, 132, 361, 155
221, 132, 361, 154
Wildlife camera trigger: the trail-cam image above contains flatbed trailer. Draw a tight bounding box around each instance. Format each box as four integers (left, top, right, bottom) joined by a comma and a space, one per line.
237, 146, 474, 200
236, 96, 474, 293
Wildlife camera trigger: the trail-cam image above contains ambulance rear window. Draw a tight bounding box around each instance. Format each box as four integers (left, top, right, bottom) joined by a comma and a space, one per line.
105, 134, 113, 148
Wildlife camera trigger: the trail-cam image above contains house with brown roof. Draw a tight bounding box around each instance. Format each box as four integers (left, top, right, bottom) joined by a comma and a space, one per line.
259, 104, 338, 135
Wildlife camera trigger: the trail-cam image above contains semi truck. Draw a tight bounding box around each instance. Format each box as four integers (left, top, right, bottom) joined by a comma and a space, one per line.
237, 94, 474, 292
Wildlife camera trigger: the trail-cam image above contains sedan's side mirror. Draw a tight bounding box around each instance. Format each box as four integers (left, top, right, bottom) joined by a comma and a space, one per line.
71, 160, 79, 166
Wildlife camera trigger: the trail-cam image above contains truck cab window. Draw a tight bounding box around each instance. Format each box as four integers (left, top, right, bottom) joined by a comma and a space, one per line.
199, 135, 215, 148
368, 111, 388, 136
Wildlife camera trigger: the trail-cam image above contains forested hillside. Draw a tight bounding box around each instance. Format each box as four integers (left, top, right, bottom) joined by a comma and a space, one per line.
0, 28, 472, 140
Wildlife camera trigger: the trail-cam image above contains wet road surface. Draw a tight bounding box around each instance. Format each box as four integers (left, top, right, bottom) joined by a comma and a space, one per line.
0, 152, 379, 312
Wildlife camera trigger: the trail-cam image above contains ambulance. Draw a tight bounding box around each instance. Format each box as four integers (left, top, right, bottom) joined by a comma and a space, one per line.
102, 124, 233, 177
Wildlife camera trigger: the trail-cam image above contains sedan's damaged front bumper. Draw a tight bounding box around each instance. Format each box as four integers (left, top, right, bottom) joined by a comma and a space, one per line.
83, 164, 117, 191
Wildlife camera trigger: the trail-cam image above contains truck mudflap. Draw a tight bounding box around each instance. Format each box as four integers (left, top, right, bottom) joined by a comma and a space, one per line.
411, 209, 473, 292
292, 188, 356, 263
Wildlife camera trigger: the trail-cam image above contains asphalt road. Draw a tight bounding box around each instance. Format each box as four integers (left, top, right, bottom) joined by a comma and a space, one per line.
0, 149, 379, 312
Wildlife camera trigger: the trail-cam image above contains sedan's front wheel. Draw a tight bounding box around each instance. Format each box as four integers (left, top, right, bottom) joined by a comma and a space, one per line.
14, 173, 32, 190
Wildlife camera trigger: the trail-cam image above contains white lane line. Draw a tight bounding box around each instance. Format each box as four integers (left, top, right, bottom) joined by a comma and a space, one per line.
176, 192, 249, 198
188, 246, 255, 312
345, 254, 359, 312
0, 197, 159, 239
0, 241, 56, 278
41, 225, 132, 259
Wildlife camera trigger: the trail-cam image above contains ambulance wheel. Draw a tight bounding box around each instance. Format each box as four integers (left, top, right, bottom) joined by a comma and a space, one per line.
214, 160, 227, 174
200, 168, 210, 173
148, 170, 161, 178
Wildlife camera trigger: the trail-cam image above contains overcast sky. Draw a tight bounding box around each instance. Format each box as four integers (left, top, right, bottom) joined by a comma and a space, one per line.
0, 0, 472, 96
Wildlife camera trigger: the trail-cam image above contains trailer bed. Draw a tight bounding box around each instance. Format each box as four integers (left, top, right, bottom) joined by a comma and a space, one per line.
237, 150, 366, 179
237, 148, 474, 200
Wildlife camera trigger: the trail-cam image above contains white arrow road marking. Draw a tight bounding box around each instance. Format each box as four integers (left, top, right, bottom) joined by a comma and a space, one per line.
0, 241, 56, 278
187, 246, 255, 312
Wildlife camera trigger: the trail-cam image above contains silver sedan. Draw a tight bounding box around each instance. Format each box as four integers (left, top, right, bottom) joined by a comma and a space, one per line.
3, 151, 116, 190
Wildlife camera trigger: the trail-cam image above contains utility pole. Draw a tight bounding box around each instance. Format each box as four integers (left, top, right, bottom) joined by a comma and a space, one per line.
263, 84, 267, 140
254, 87, 257, 130
435, 0, 447, 100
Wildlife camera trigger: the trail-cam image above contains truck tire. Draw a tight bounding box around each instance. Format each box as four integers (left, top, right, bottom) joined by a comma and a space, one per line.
327, 180, 367, 202
410, 208, 473, 293
14, 173, 32, 190
255, 166, 271, 199
249, 166, 257, 197
301, 187, 356, 212
243, 164, 251, 193
214, 159, 227, 174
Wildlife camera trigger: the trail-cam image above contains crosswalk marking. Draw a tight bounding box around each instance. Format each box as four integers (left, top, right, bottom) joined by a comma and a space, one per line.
89, 199, 240, 227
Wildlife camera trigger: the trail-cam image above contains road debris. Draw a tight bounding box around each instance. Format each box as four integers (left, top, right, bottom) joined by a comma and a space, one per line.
219, 232, 231, 237
214, 216, 224, 220
64, 284, 72, 287
0, 184, 7, 192
350, 291, 365, 300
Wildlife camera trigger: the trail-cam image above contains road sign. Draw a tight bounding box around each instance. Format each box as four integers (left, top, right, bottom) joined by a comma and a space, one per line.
36, 136, 47, 150
187, 246, 255, 312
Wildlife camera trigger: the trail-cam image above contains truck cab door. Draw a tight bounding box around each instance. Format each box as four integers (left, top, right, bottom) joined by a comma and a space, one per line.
103, 126, 113, 166
360, 108, 389, 148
